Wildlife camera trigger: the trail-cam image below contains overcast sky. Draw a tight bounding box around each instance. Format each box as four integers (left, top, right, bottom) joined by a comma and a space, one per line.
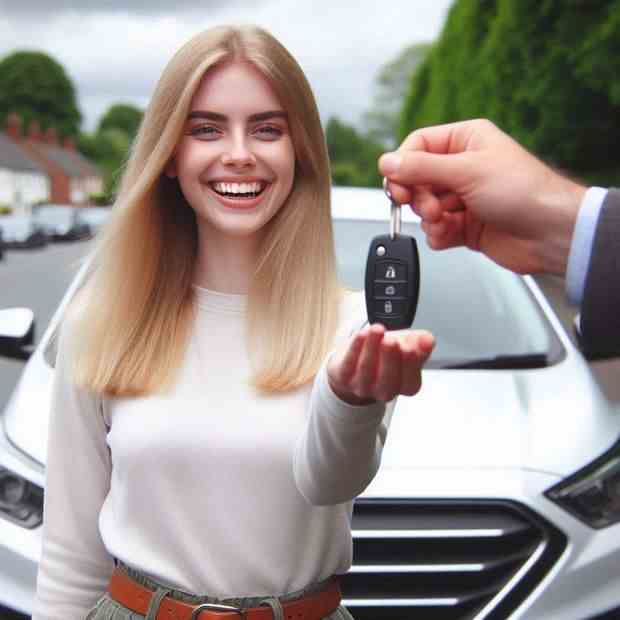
0, 0, 453, 133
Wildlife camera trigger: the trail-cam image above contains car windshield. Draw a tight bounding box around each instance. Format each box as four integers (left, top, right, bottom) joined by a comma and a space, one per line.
333, 218, 563, 369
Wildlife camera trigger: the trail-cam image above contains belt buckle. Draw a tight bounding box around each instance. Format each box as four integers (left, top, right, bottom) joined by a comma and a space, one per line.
190, 602, 246, 619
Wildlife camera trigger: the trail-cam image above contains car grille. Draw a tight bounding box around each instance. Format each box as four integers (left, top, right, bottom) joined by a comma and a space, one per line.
342, 499, 567, 620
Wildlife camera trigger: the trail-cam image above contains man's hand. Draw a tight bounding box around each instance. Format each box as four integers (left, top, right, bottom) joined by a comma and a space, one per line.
379, 119, 586, 276
327, 323, 435, 405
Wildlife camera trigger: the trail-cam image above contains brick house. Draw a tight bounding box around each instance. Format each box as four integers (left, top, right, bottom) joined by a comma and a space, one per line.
3, 113, 103, 205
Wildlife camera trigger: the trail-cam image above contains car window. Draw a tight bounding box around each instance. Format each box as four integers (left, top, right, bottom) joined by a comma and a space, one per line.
40, 218, 562, 371
333, 218, 563, 368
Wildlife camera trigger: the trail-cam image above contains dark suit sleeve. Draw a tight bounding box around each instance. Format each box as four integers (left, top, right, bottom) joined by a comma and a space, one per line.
579, 188, 620, 357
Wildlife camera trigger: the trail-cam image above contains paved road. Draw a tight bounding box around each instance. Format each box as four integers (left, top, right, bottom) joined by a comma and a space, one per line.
1, 241, 619, 414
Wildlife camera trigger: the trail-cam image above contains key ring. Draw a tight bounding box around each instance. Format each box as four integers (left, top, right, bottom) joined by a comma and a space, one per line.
383, 178, 401, 239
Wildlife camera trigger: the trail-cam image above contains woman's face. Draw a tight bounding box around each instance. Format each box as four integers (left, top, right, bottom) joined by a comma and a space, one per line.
167, 61, 295, 242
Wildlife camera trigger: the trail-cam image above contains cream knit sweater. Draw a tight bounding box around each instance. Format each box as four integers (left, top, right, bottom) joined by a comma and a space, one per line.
33, 286, 394, 620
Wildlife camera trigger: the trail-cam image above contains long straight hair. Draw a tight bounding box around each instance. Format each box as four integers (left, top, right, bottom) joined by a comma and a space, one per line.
63, 25, 343, 397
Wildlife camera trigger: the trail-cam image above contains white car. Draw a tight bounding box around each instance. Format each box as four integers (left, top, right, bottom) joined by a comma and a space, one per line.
31, 205, 92, 242
1, 187, 619, 619
0, 214, 48, 249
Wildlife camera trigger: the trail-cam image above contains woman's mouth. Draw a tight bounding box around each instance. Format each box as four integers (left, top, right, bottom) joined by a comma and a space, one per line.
209, 181, 268, 200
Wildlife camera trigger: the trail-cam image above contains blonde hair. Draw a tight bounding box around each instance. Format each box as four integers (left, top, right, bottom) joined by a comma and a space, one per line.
63, 25, 343, 397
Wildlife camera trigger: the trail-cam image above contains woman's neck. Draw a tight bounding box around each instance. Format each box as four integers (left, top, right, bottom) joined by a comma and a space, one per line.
192, 226, 263, 294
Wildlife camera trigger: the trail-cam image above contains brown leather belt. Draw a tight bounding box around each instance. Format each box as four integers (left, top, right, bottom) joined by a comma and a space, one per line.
107, 567, 342, 620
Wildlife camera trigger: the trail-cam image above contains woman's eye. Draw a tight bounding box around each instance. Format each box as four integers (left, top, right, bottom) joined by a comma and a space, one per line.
189, 125, 220, 138
255, 125, 283, 139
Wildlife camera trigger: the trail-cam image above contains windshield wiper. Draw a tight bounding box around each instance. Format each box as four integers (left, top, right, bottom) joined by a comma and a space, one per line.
442, 353, 549, 370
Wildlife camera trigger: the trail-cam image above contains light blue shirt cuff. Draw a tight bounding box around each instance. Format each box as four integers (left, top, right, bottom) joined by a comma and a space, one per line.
566, 187, 608, 305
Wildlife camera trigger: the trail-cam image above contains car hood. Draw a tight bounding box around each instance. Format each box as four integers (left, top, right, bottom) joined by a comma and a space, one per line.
3, 349, 618, 477
380, 362, 619, 476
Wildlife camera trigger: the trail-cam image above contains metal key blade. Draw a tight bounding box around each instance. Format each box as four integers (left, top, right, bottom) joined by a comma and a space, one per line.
383, 178, 402, 239
390, 201, 401, 239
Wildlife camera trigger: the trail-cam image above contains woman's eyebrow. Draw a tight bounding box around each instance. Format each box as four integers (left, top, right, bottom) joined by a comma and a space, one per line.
248, 111, 288, 122
187, 110, 288, 122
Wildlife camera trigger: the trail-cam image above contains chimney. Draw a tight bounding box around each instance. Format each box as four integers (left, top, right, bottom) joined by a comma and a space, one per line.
63, 136, 75, 151
6, 113, 22, 141
28, 120, 43, 142
44, 126, 58, 145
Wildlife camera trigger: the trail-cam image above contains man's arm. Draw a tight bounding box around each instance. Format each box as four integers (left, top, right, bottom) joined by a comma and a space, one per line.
379, 120, 619, 357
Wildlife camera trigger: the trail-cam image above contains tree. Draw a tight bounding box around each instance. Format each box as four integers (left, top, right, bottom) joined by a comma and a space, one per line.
400, 1, 500, 135
326, 117, 383, 188
98, 103, 143, 139
364, 42, 433, 148
0, 51, 82, 137
78, 102, 144, 203
78, 125, 132, 203
400, 0, 620, 184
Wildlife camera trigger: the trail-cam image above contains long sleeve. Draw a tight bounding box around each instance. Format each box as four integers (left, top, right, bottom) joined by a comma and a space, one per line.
565, 187, 607, 305
579, 187, 620, 357
33, 319, 114, 620
293, 356, 395, 506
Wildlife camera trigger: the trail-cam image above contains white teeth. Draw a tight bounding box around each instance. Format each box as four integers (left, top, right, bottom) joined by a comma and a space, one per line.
213, 181, 264, 195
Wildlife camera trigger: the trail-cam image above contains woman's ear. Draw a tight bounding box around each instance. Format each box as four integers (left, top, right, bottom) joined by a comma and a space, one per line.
164, 157, 177, 178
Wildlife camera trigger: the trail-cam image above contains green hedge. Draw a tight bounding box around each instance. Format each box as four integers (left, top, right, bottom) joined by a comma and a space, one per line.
400, 0, 620, 186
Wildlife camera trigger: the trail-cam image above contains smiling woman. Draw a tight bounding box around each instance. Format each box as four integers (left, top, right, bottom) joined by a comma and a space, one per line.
60, 25, 340, 396
32, 24, 434, 620
164, 62, 296, 255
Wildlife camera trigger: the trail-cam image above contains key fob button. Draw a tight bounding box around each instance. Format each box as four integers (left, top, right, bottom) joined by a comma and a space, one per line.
375, 261, 407, 281
373, 282, 407, 298
374, 299, 407, 316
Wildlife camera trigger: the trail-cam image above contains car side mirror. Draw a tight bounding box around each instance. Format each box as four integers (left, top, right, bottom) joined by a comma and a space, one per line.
0, 308, 36, 361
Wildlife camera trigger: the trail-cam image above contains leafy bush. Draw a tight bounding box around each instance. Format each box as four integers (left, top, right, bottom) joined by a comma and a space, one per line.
326, 117, 383, 188
400, 0, 620, 183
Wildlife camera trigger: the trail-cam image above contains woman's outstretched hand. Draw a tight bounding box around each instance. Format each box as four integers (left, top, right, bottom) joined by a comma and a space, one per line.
327, 323, 435, 405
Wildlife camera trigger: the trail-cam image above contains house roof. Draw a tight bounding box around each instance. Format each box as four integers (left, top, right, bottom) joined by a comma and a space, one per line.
0, 132, 46, 174
37, 143, 84, 177
67, 148, 101, 177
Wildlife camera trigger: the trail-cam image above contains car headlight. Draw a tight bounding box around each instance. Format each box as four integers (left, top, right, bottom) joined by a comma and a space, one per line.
0, 466, 43, 529
545, 444, 620, 529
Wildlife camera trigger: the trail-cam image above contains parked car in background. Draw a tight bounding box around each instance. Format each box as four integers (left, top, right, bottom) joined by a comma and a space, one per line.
0, 214, 48, 249
32, 204, 92, 242
0, 187, 619, 619
78, 205, 112, 234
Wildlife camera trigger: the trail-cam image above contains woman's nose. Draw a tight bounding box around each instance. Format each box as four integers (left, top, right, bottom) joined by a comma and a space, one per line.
221, 135, 256, 168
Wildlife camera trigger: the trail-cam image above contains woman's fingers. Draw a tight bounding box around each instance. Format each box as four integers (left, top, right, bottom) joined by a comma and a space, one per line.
353, 323, 385, 399
372, 330, 435, 402
399, 331, 434, 396
334, 328, 366, 386
328, 324, 436, 405
374, 337, 402, 402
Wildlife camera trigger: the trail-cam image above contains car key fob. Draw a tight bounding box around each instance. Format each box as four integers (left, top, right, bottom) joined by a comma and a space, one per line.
364, 180, 420, 330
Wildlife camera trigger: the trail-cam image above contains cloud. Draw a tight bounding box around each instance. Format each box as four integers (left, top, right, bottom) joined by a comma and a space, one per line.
2, 0, 263, 18
0, 0, 452, 131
